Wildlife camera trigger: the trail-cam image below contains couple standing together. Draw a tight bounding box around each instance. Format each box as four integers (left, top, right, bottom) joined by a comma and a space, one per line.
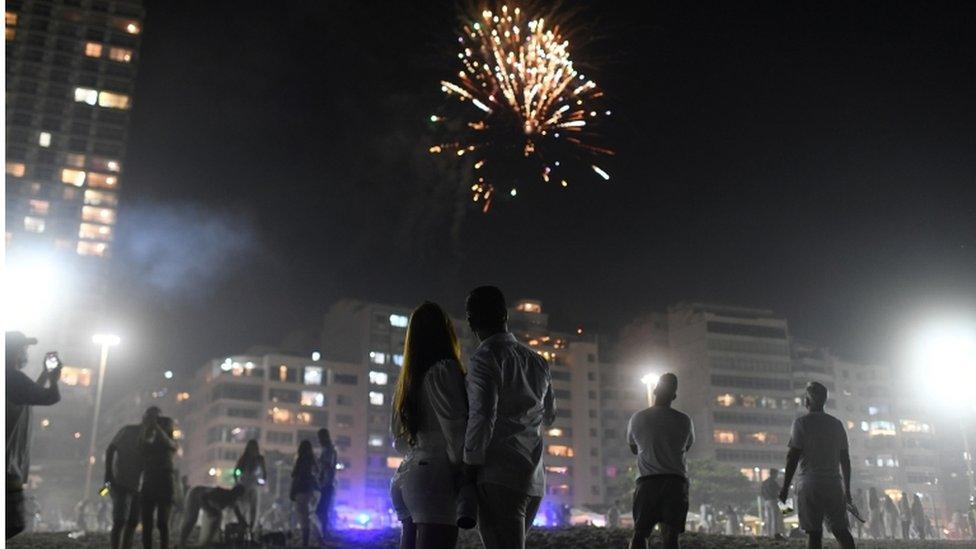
389, 286, 555, 549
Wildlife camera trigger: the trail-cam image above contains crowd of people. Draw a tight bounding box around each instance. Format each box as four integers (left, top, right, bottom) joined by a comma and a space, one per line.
7, 285, 976, 549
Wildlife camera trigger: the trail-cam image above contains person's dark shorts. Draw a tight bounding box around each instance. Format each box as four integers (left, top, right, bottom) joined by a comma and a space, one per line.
141, 471, 175, 504
6, 486, 26, 539
632, 474, 689, 535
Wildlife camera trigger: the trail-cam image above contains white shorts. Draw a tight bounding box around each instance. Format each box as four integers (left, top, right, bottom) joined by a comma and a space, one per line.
797, 480, 849, 533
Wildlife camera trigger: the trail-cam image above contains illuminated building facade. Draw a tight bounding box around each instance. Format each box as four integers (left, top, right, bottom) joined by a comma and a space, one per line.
4, 0, 144, 512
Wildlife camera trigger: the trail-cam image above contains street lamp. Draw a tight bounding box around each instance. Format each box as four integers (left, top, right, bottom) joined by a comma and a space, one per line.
640, 372, 660, 407
910, 319, 976, 503
84, 333, 120, 499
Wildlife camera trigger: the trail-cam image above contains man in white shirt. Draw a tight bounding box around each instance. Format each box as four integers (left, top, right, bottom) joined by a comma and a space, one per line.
626, 373, 694, 549
463, 286, 556, 549
779, 382, 856, 549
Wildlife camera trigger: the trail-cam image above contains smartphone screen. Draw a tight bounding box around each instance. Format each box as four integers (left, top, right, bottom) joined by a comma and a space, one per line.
44, 352, 59, 370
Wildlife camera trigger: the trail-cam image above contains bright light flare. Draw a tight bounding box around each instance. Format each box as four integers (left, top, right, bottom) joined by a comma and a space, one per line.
640, 373, 659, 387
3, 253, 60, 331
93, 334, 121, 346
910, 319, 976, 410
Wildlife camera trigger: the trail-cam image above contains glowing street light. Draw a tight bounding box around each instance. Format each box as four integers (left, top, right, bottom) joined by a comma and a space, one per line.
640, 372, 660, 407
84, 333, 120, 499
910, 319, 976, 500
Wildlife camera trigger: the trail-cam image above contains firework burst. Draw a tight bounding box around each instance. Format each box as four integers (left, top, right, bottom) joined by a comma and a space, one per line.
430, 3, 613, 212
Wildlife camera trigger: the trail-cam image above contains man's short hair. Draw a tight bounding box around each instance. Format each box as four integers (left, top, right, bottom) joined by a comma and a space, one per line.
805, 382, 828, 407
768, 467, 778, 475
653, 372, 678, 399
466, 286, 507, 330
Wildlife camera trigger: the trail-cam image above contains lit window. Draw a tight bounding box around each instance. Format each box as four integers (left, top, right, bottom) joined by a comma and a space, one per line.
91, 158, 121, 172
78, 223, 112, 241
545, 465, 569, 475
368, 391, 384, 406
123, 21, 140, 34
868, 421, 897, 437
714, 430, 737, 444
83, 190, 118, 207
515, 301, 542, 313
269, 407, 293, 424
28, 199, 50, 215
5, 27, 14, 41
392, 354, 404, 366
715, 393, 736, 407
547, 428, 563, 437
389, 314, 408, 328
77, 241, 109, 257
860, 421, 869, 432
386, 456, 403, 468
368, 435, 384, 447
98, 91, 131, 110
38, 132, 52, 147
296, 412, 312, 425
900, 419, 932, 433
24, 216, 46, 233
60, 367, 92, 387
87, 173, 118, 189
176, 392, 190, 402
546, 445, 574, 457
65, 154, 86, 168
868, 406, 879, 416
6, 162, 26, 177
74, 87, 98, 105
368, 371, 388, 385
82, 206, 116, 224
108, 47, 133, 63
61, 168, 86, 186
300, 391, 324, 407
369, 352, 386, 365
303, 366, 323, 385
746, 431, 776, 444
6, 11, 17, 25
84, 42, 102, 57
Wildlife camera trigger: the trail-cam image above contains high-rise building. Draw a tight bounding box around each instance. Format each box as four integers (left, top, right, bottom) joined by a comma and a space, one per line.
4, 0, 144, 512
666, 302, 794, 482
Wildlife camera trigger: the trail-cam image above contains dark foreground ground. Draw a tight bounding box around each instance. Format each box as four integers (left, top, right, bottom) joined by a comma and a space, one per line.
9, 528, 976, 548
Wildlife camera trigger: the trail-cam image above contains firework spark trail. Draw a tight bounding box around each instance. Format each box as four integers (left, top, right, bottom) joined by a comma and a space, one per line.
431, 3, 613, 212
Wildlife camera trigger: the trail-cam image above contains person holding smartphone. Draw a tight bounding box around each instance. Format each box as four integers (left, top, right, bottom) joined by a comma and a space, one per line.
5, 331, 62, 539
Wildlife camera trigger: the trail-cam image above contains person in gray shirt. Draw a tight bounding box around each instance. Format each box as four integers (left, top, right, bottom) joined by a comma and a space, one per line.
779, 382, 856, 549
462, 286, 555, 549
626, 373, 694, 549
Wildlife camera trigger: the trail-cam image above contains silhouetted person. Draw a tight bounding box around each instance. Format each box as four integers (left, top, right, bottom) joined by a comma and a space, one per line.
898, 491, 911, 540
724, 505, 740, 535
866, 487, 882, 539
138, 408, 177, 549
106, 412, 147, 549
290, 440, 319, 547
627, 373, 695, 549
851, 488, 864, 539
97, 499, 110, 532
5, 331, 61, 539
76, 499, 91, 531
315, 428, 337, 540
390, 302, 469, 549
234, 439, 266, 538
761, 468, 785, 538
606, 500, 621, 528
882, 494, 898, 539
779, 382, 856, 549
178, 484, 247, 547
463, 287, 555, 549
911, 493, 927, 540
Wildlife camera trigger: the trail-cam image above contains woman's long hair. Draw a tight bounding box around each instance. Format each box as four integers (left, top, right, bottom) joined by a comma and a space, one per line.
295, 440, 314, 469
392, 302, 462, 446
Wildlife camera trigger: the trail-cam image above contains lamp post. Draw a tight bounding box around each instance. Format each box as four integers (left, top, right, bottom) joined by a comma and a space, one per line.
84, 333, 120, 499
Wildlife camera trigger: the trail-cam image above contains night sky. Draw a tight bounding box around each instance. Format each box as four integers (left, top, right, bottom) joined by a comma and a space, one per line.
108, 1, 975, 380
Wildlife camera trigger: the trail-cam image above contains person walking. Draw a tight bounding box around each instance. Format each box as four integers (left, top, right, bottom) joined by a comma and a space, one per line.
105, 413, 146, 549
390, 301, 469, 549
911, 493, 927, 540
898, 491, 912, 540
138, 407, 177, 549
866, 487, 882, 538
462, 287, 555, 549
6, 331, 62, 539
761, 468, 785, 539
290, 440, 319, 547
882, 494, 899, 539
315, 428, 338, 540
626, 373, 695, 549
779, 382, 856, 549
234, 439, 267, 538
724, 505, 740, 535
